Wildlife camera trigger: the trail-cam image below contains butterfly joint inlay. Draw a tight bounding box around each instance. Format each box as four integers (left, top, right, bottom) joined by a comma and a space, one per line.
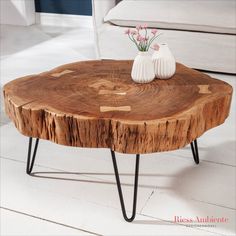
98, 90, 126, 95
100, 106, 131, 112
198, 85, 211, 94
51, 70, 74, 78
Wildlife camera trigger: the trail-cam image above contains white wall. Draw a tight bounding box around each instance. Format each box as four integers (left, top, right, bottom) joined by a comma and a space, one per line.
0, 0, 35, 25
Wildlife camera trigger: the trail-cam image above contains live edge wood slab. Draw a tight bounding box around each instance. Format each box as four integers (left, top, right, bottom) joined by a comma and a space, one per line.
3, 60, 233, 154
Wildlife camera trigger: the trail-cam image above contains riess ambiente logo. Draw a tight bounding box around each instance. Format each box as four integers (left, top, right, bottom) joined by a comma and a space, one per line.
174, 216, 229, 228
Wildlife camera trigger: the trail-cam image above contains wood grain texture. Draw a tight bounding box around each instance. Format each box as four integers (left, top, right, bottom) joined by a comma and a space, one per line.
3, 60, 233, 154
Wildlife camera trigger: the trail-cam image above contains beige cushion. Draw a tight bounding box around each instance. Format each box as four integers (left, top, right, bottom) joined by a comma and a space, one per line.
104, 0, 236, 34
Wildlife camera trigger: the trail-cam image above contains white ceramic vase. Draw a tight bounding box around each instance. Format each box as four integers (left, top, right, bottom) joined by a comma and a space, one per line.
131, 51, 155, 83
152, 44, 176, 79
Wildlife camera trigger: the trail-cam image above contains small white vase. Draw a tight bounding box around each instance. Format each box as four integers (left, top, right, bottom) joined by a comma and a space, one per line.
152, 44, 176, 79
131, 51, 155, 83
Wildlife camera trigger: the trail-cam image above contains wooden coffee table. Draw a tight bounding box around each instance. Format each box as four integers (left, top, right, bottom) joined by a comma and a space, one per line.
3, 60, 233, 222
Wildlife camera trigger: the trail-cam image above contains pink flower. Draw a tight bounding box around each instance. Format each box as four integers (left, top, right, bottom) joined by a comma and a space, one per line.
141, 24, 148, 29
130, 29, 137, 35
151, 29, 158, 35
152, 43, 160, 51
125, 24, 161, 52
137, 35, 145, 42
136, 25, 142, 31
140, 38, 145, 42
124, 29, 131, 35
136, 34, 142, 41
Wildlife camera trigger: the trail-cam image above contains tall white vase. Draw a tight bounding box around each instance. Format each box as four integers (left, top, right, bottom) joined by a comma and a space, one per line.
131, 51, 155, 83
152, 44, 176, 79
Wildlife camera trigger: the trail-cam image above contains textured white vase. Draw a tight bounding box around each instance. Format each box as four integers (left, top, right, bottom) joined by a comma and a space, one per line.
131, 51, 155, 83
152, 44, 176, 79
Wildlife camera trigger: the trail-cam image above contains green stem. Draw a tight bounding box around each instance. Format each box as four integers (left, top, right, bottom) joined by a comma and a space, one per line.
129, 34, 140, 51
147, 33, 162, 50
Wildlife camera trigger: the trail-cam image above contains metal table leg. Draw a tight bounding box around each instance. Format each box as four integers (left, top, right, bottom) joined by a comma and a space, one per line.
190, 139, 199, 164
26, 137, 39, 175
25, 137, 200, 221
110, 150, 140, 222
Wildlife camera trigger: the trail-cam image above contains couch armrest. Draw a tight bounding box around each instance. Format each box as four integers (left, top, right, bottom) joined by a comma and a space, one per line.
92, 0, 117, 58
92, 0, 116, 28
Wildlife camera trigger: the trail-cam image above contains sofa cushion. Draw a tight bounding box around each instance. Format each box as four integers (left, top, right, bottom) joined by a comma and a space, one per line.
104, 0, 236, 34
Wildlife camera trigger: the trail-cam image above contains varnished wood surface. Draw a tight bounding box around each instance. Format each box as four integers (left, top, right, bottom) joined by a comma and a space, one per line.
3, 60, 233, 154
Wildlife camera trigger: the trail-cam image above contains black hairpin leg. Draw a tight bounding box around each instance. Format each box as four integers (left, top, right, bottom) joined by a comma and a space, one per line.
110, 150, 140, 222
26, 137, 39, 175
190, 139, 199, 164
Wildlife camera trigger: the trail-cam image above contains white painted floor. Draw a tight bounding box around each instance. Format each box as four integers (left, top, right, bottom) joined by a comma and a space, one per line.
0, 24, 235, 236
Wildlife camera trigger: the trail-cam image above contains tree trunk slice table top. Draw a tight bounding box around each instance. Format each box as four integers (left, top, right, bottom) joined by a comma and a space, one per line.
3, 60, 232, 154
3, 60, 233, 222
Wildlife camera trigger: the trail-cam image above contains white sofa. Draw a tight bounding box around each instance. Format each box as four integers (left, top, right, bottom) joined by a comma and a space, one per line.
92, 0, 236, 74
